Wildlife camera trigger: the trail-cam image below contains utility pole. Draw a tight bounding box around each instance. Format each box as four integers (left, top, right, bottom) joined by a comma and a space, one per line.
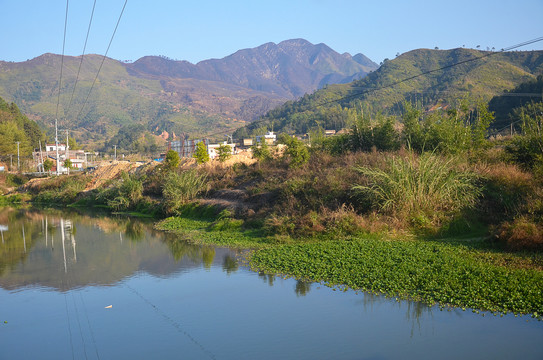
16, 142, 20, 172
55, 119, 60, 175
65, 130, 69, 175
39, 140, 44, 174
114, 145, 117, 161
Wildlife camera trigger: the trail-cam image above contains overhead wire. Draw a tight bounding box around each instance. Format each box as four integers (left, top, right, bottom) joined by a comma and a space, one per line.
315, 36, 543, 107
74, 0, 128, 122
55, 0, 70, 123
63, 0, 98, 125
200, 36, 543, 140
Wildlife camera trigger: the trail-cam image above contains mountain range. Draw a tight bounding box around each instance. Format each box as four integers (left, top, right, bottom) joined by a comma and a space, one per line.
246, 48, 543, 136
0, 39, 378, 146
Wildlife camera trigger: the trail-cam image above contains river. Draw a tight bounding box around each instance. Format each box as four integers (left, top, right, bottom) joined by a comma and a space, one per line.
0, 208, 542, 359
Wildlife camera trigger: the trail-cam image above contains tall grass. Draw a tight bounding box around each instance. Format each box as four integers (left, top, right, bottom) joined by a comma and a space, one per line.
353, 152, 480, 221
162, 169, 208, 214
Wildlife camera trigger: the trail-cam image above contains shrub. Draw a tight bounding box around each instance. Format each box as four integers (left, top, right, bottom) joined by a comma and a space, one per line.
164, 149, 180, 170
350, 113, 400, 152
251, 141, 272, 161
96, 172, 143, 211
496, 217, 543, 251
162, 169, 208, 214
279, 134, 309, 168
217, 144, 232, 162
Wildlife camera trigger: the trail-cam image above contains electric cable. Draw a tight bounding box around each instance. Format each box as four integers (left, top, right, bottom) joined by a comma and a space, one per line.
63, 0, 98, 125
55, 0, 70, 122
74, 0, 128, 122
200, 36, 543, 140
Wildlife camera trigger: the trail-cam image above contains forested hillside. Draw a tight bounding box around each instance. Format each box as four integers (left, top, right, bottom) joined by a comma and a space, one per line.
0, 97, 45, 158
238, 48, 543, 137
0, 39, 377, 148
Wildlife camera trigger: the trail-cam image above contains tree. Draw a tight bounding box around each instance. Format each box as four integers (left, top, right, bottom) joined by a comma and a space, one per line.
194, 141, 210, 164
164, 149, 180, 170
63, 159, 72, 169
68, 137, 81, 150
279, 134, 309, 168
43, 159, 53, 173
251, 140, 272, 161
217, 144, 232, 162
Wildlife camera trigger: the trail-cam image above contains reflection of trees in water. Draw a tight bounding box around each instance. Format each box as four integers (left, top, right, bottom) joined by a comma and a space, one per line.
258, 271, 275, 286
256, 272, 312, 296
405, 299, 434, 338
0, 208, 42, 276
357, 291, 434, 337
202, 247, 215, 269
124, 220, 145, 242
165, 239, 217, 269
295, 280, 312, 297
167, 239, 204, 262
222, 255, 238, 274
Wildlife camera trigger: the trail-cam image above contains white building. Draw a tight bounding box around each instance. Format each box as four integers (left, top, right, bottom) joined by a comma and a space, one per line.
256, 131, 276, 145
207, 142, 236, 159
45, 143, 66, 152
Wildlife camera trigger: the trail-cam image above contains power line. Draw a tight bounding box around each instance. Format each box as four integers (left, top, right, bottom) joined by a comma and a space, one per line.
316, 36, 543, 107
74, 0, 128, 122
200, 36, 543, 140
55, 0, 70, 122
64, 0, 97, 124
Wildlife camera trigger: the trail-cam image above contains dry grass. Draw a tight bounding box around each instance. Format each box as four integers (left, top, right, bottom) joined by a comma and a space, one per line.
496, 217, 543, 251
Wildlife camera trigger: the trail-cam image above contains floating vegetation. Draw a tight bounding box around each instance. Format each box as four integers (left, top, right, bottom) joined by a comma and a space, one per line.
249, 237, 543, 318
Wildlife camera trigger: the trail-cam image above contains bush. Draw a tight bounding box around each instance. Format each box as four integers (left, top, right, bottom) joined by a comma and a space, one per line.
217, 144, 232, 162
496, 217, 543, 251
279, 134, 309, 168
164, 150, 180, 170
251, 141, 272, 162
162, 169, 208, 214
96, 172, 143, 211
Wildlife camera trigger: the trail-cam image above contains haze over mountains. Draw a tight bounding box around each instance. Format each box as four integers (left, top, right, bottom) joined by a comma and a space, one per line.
0, 39, 378, 145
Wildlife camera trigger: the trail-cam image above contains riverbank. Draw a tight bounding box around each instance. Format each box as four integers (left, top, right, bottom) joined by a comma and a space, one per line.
156, 212, 543, 318
5, 145, 543, 318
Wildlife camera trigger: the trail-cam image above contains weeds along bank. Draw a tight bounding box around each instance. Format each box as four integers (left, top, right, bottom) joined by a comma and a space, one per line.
5, 102, 543, 317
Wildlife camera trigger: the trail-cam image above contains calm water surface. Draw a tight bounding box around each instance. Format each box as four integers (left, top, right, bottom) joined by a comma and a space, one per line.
0, 208, 542, 360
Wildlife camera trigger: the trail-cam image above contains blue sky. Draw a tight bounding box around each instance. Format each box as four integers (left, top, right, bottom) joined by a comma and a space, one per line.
1, 0, 542, 64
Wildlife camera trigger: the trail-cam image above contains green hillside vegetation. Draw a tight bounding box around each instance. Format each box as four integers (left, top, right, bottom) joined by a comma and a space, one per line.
0, 55, 236, 148
239, 49, 543, 137
0, 96, 45, 159
488, 75, 543, 131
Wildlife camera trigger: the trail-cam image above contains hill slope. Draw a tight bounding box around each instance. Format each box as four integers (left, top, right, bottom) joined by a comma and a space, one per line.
0, 39, 377, 146
245, 48, 543, 135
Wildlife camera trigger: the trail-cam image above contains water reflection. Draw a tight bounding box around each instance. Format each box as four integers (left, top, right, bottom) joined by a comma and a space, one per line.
0, 208, 240, 292
294, 280, 312, 297
222, 254, 239, 274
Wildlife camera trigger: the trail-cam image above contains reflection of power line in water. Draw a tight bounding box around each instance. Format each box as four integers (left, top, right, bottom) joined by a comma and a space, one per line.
124, 284, 217, 360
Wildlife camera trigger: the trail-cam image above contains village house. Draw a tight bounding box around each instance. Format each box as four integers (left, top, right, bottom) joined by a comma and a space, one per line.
207, 141, 236, 159
256, 131, 276, 145
32, 144, 91, 173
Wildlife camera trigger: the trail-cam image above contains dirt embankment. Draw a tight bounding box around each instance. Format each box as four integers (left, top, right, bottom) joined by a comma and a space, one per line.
84, 161, 151, 191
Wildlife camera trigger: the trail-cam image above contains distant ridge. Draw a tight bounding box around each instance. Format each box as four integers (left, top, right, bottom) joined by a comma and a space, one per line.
0, 39, 378, 144
126, 39, 377, 98
245, 47, 543, 136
